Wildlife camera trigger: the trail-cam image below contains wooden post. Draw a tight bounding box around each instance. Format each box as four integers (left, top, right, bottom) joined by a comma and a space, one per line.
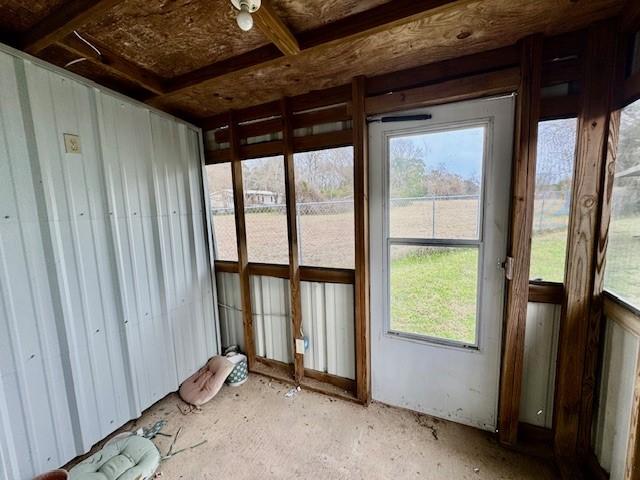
352, 76, 370, 404
578, 108, 621, 456
281, 98, 304, 383
554, 20, 618, 458
497, 34, 542, 446
229, 111, 257, 369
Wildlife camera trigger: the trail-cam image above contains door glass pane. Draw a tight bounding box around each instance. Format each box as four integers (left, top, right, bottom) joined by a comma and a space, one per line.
294, 147, 355, 269
390, 245, 479, 344
242, 156, 289, 264
389, 127, 485, 240
206, 163, 238, 261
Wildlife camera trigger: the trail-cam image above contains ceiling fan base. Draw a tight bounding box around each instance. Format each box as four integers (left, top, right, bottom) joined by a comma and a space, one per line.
231, 0, 261, 13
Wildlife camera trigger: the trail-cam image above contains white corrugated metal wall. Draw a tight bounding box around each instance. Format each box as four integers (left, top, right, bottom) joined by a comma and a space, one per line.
0, 48, 218, 479
216, 273, 355, 379
301, 281, 355, 380
520, 302, 561, 428
252, 275, 293, 364
593, 316, 639, 479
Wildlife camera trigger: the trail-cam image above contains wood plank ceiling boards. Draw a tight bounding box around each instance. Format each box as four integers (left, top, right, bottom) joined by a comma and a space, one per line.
0, 0, 625, 120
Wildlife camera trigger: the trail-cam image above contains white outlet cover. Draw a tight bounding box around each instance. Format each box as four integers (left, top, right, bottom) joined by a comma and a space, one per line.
63, 133, 81, 154
295, 338, 305, 355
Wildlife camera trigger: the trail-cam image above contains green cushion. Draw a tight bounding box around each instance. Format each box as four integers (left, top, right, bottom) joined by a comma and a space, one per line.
69, 435, 160, 480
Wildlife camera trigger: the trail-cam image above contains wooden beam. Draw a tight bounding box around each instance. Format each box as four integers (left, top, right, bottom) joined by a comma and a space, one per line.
540, 95, 580, 120
297, 0, 456, 50
498, 35, 543, 447
365, 67, 521, 115
57, 32, 166, 95
554, 20, 618, 458
229, 111, 257, 370
366, 45, 519, 96
577, 108, 620, 456
21, 0, 125, 54
281, 97, 304, 384
300, 266, 354, 285
164, 44, 284, 95
528, 282, 564, 304
253, 0, 300, 56
352, 76, 370, 405
303, 368, 356, 393
248, 262, 289, 279
214, 260, 240, 274
152, 0, 457, 99
292, 129, 353, 152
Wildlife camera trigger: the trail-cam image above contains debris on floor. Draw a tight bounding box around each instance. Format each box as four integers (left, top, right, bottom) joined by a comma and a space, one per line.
161, 426, 207, 462
139, 419, 169, 439
285, 386, 301, 398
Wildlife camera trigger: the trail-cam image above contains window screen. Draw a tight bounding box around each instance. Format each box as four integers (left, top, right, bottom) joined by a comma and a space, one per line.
605, 101, 640, 307
294, 147, 355, 269
530, 118, 577, 283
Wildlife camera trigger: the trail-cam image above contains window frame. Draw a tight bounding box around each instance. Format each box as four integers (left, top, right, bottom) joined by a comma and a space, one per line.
381, 120, 491, 349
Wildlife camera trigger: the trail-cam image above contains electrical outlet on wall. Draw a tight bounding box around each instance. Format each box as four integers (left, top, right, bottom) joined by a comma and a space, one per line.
63, 133, 81, 154
295, 338, 305, 355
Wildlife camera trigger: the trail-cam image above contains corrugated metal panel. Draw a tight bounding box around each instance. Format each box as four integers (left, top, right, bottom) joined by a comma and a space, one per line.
252, 275, 292, 363
215, 276, 355, 376
0, 48, 217, 479
593, 318, 639, 478
520, 302, 561, 428
301, 281, 355, 380
216, 272, 245, 352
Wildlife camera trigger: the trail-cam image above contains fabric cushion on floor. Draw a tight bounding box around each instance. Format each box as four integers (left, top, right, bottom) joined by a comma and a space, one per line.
69, 434, 160, 480
179, 355, 235, 406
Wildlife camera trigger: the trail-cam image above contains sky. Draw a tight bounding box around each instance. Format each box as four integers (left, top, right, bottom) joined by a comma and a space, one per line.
392, 126, 485, 180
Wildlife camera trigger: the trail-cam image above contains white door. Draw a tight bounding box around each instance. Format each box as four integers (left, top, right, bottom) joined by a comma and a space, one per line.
369, 96, 514, 431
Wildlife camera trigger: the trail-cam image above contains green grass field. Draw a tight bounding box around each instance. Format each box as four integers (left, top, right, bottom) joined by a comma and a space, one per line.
390, 216, 640, 342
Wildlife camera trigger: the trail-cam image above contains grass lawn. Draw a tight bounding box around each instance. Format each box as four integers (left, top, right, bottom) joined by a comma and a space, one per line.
390, 247, 478, 344
390, 215, 640, 342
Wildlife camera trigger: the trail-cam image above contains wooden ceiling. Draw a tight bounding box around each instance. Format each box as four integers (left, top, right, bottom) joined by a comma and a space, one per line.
0, 0, 625, 122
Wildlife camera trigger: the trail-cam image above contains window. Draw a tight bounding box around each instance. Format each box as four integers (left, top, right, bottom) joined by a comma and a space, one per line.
242, 156, 289, 264
387, 126, 485, 345
206, 162, 238, 261
389, 128, 483, 240
294, 147, 355, 269
530, 118, 577, 283
605, 100, 640, 307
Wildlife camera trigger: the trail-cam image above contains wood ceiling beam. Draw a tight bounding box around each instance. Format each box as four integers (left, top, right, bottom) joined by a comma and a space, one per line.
152, 0, 458, 100
253, 0, 300, 56
20, 0, 126, 55
297, 0, 456, 50
57, 32, 166, 95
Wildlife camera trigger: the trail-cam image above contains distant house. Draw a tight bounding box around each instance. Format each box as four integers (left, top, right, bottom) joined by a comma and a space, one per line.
210, 189, 234, 209
245, 189, 281, 205
210, 189, 281, 208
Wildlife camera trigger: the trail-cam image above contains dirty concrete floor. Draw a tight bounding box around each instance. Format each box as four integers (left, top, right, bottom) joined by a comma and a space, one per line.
71, 375, 559, 479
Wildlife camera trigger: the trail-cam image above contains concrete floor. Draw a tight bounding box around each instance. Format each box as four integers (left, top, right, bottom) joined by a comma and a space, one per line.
72, 375, 559, 479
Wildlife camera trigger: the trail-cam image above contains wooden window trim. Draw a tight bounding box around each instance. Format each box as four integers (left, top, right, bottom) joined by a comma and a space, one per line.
229, 111, 257, 370
528, 281, 564, 304
497, 35, 543, 447
554, 19, 619, 458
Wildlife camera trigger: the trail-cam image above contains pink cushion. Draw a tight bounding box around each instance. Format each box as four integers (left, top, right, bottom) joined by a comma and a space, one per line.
179, 356, 235, 406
